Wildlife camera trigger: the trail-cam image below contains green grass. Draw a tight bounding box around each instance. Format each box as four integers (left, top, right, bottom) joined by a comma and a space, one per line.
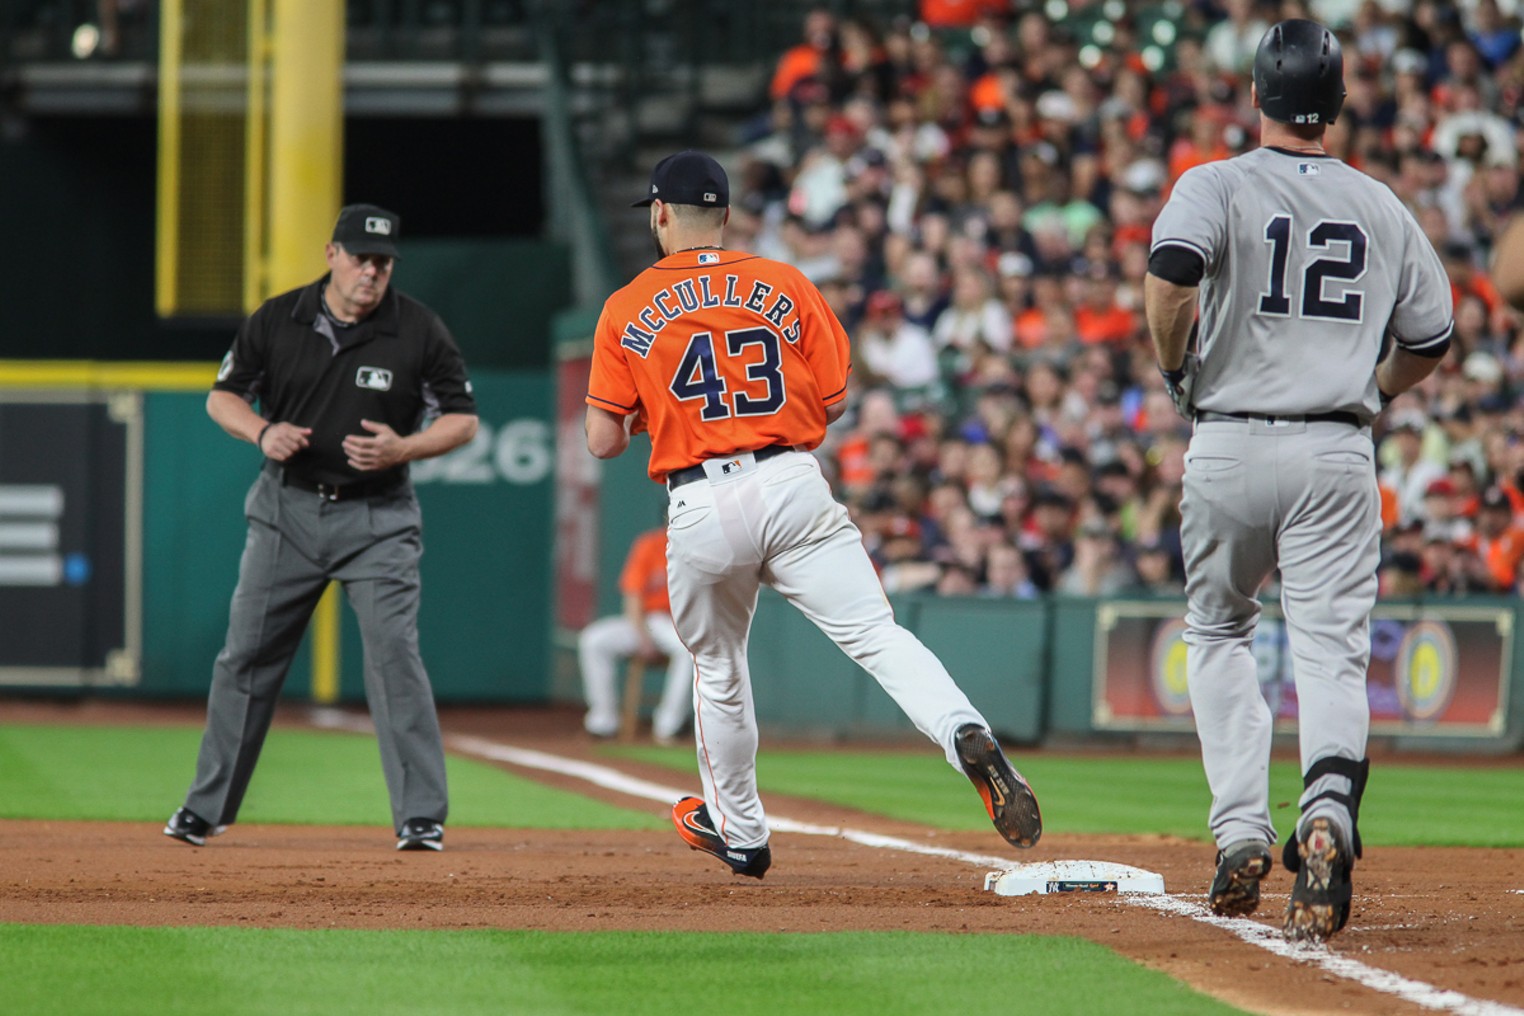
5, 722, 1519, 846
0, 925, 1245, 1016
609, 745, 1524, 848
0, 725, 664, 830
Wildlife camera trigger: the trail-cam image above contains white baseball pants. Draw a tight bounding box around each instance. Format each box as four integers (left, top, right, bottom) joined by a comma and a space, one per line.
577, 613, 694, 740
664, 449, 987, 851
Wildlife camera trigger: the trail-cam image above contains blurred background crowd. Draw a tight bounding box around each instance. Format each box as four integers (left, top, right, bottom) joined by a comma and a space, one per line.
721, 0, 1524, 601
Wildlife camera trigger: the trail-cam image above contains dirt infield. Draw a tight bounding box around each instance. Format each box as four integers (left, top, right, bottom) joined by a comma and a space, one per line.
2, 700, 1521, 1016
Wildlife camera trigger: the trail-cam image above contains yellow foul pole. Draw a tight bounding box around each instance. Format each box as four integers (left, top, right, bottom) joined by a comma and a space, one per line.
255, 0, 346, 703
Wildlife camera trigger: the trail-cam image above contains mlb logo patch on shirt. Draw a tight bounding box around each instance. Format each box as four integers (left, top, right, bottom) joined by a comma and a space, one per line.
1297, 163, 1321, 176
356, 366, 393, 391
698, 252, 720, 265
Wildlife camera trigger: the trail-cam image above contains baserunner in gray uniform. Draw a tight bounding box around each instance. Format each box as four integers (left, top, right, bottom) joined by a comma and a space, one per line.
1144, 20, 1452, 942
163, 204, 479, 852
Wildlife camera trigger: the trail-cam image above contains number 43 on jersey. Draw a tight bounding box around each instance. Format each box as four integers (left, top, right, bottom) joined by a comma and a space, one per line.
670, 326, 787, 420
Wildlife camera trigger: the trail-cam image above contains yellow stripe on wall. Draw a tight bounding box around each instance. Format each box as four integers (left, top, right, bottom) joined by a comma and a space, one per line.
0, 361, 219, 391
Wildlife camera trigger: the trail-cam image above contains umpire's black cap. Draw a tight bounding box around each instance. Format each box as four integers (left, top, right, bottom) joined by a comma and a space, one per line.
1253, 19, 1346, 126
633, 150, 729, 208
332, 204, 402, 259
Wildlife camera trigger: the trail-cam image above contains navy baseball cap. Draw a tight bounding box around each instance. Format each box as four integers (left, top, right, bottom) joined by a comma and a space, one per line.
332, 204, 401, 259
633, 150, 729, 208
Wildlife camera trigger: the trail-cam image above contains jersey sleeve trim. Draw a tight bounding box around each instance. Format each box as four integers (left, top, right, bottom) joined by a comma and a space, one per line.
1395, 321, 1454, 356
1149, 237, 1208, 260
586, 393, 637, 413
820, 382, 848, 404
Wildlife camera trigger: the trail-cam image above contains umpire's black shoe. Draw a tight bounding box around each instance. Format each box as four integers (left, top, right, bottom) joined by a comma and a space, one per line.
397, 818, 444, 852
671, 796, 771, 878
954, 723, 1042, 849
1209, 839, 1273, 917
163, 807, 225, 847
1284, 818, 1353, 943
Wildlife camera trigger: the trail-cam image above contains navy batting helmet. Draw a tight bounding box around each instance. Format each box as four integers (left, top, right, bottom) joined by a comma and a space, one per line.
1253, 19, 1346, 126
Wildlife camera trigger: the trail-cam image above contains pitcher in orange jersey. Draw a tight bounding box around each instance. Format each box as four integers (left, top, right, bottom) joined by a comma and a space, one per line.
585, 150, 1042, 879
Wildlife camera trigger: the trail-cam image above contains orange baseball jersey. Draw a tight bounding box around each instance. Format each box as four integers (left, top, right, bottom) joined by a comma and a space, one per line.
587, 248, 851, 481
619, 528, 671, 615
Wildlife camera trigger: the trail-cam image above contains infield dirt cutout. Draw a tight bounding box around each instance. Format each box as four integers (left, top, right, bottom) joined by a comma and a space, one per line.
2, 701, 1520, 1016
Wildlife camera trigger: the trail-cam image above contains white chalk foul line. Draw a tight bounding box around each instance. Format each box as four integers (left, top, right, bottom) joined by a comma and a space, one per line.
309, 710, 1522, 1015
1129, 894, 1522, 1015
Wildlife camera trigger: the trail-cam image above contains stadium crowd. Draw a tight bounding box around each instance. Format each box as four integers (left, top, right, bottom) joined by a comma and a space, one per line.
722, 0, 1524, 600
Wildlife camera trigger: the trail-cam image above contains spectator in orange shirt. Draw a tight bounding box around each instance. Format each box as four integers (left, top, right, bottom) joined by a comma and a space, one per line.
577, 527, 694, 743
920, 0, 1009, 28
1475, 486, 1524, 589
1074, 269, 1138, 346
770, 9, 839, 102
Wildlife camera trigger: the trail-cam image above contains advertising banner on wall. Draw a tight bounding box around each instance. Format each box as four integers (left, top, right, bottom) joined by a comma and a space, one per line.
553, 351, 598, 636
0, 392, 141, 686
1093, 601, 1512, 737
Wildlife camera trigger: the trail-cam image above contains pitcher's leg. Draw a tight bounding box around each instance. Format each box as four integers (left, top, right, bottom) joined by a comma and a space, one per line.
185, 517, 327, 826
764, 499, 983, 768
578, 616, 639, 737
668, 558, 766, 849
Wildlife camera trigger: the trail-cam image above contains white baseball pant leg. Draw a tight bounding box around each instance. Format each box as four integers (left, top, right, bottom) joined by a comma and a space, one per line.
576, 615, 638, 737
644, 613, 696, 740
665, 451, 986, 850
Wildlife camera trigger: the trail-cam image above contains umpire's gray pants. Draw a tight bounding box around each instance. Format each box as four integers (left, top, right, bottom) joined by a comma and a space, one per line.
1181, 417, 1379, 851
184, 466, 448, 834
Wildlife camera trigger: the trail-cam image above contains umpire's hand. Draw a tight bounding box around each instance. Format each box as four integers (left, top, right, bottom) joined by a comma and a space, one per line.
343, 419, 408, 471
259, 422, 312, 462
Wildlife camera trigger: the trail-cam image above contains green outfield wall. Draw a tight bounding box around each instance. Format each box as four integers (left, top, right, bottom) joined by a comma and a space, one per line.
1, 370, 553, 702
4, 356, 1522, 751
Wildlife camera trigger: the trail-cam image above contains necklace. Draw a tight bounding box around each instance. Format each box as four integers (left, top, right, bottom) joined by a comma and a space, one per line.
674, 245, 723, 253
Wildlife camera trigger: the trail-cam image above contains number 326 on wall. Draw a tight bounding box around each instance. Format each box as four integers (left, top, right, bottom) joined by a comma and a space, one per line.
411, 418, 552, 485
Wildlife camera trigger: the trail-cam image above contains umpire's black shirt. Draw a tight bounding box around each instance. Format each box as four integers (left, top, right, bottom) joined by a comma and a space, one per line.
214, 276, 476, 487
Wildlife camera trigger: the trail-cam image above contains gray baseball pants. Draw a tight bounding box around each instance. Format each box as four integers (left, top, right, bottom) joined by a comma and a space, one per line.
1180, 417, 1379, 851
183, 466, 448, 834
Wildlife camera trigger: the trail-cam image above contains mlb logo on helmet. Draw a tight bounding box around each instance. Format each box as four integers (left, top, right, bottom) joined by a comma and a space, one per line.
365, 217, 393, 235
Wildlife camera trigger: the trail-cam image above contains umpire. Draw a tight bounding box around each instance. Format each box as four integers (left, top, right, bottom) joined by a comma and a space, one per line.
164, 204, 479, 852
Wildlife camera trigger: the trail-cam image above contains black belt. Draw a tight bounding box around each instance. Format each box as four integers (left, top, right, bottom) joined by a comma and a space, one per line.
1196, 410, 1362, 427
666, 445, 798, 490
280, 469, 406, 502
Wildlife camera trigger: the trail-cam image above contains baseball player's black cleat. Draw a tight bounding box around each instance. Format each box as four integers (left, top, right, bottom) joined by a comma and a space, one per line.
162, 807, 226, 847
671, 796, 771, 878
954, 723, 1042, 849
1284, 818, 1353, 943
397, 818, 444, 852
1209, 840, 1273, 917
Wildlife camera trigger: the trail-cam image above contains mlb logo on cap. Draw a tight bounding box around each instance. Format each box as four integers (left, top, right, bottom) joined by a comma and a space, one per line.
633, 150, 730, 208
332, 203, 402, 260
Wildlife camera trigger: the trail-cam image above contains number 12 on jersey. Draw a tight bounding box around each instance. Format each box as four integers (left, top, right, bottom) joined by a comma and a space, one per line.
670, 326, 787, 420
1258, 214, 1368, 323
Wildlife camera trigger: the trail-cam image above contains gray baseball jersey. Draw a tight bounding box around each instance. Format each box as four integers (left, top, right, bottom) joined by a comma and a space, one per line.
1152, 147, 1453, 418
